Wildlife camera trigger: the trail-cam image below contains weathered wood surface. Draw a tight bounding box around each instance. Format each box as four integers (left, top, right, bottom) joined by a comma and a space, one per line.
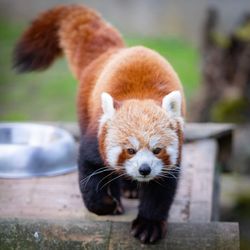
0, 218, 240, 250
185, 123, 234, 171
0, 123, 239, 248
0, 139, 218, 223
184, 123, 234, 142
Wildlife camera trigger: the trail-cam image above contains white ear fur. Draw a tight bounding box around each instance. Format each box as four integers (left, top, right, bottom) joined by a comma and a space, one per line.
162, 91, 182, 117
101, 92, 115, 118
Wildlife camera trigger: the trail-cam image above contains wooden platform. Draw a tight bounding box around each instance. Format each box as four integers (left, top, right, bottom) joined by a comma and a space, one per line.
0, 219, 239, 250
0, 139, 217, 223
0, 123, 239, 249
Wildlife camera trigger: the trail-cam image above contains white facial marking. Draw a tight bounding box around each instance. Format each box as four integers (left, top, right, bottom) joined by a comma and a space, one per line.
166, 137, 178, 165
128, 136, 140, 150
124, 149, 163, 182
99, 115, 109, 133
149, 135, 161, 149
162, 91, 182, 117
107, 146, 122, 168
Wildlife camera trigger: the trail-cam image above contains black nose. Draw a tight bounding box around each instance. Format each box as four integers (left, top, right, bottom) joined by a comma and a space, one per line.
139, 164, 151, 176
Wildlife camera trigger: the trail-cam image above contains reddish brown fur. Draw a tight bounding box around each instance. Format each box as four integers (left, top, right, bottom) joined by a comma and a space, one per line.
13, 6, 67, 72
14, 5, 186, 243
79, 47, 185, 137
114, 136, 172, 170
116, 147, 172, 174
14, 4, 185, 161
14, 5, 124, 77
117, 150, 130, 167
157, 150, 172, 168
98, 122, 108, 165
98, 99, 181, 169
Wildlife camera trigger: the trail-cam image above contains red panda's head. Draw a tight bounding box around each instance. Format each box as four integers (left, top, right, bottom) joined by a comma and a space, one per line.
98, 91, 184, 182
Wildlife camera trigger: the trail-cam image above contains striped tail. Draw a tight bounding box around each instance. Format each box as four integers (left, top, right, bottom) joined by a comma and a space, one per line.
13, 5, 124, 79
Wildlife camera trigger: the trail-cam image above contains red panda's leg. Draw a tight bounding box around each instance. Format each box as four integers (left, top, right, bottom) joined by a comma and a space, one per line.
131, 173, 179, 243
78, 136, 124, 215
121, 179, 139, 199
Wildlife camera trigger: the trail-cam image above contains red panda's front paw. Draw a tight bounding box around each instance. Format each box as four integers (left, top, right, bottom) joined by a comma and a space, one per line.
84, 190, 124, 215
131, 216, 167, 244
100, 192, 124, 215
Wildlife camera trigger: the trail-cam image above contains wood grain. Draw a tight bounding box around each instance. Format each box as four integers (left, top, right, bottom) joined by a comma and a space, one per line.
0, 139, 218, 223
0, 218, 240, 250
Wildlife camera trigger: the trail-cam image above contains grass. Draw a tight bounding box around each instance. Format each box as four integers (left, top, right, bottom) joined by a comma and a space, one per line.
0, 19, 200, 121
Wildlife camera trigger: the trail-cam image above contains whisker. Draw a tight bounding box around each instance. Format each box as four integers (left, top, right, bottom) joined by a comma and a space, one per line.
162, 164, 179, 169
154, 179, 167, 188
114, 165, 127, 169
80, 168, 109, 184
99, 173, 127, 191
80, 168, 112, 188
161, 166, 181, 173
156, 174, 173, 179
159, 172, 178, 180
161, 170, 181, 175
96, 171, 116, 191
169, 167, 181, 172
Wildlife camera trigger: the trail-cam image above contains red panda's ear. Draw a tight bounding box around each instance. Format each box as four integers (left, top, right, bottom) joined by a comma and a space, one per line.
162, 91, 182, 117
101, 92, 116, 117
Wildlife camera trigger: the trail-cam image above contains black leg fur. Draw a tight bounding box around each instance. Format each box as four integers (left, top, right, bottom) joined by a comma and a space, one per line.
78, 133, 179, 243
121, 179, 139, 199
131, 171, 179, 244
78, 135, 123, 215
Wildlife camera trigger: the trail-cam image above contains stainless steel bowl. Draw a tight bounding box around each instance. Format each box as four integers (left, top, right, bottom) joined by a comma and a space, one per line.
0, 123, 77, 178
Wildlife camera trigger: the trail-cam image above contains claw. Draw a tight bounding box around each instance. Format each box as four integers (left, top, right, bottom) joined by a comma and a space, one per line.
149, 228, 158, 243
139, 230, 148, 243
131, 216, 167, 244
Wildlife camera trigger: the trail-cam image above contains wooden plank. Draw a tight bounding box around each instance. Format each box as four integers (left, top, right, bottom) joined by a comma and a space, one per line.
0, 139, 218, 224
0, 218, 240, 250
0, 218, 111, 250
187, 140, 218, 222
184, 123, 234, 142
170, 139, 218, 222
184, 123, 234, 172
110, 221, 239, 250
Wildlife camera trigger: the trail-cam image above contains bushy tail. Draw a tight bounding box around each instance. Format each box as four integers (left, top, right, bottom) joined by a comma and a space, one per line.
13, 5, 124, 79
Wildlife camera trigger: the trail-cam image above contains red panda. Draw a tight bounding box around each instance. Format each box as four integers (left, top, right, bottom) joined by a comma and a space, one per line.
14, 5, 186, 244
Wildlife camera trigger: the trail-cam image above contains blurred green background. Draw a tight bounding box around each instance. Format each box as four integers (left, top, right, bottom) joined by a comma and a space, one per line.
0, 20, 200, 122
1, 2, 250, 249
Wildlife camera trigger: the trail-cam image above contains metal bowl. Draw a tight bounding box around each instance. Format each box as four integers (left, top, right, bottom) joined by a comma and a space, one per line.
0, 123, 77, 178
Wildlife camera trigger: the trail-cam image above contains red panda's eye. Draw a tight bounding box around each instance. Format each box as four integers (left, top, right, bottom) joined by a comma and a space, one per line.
127, 148, 136, 155
152, 147, 162, 154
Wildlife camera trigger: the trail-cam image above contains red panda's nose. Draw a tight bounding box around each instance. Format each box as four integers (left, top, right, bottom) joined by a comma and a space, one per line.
139, 164, 151, 176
